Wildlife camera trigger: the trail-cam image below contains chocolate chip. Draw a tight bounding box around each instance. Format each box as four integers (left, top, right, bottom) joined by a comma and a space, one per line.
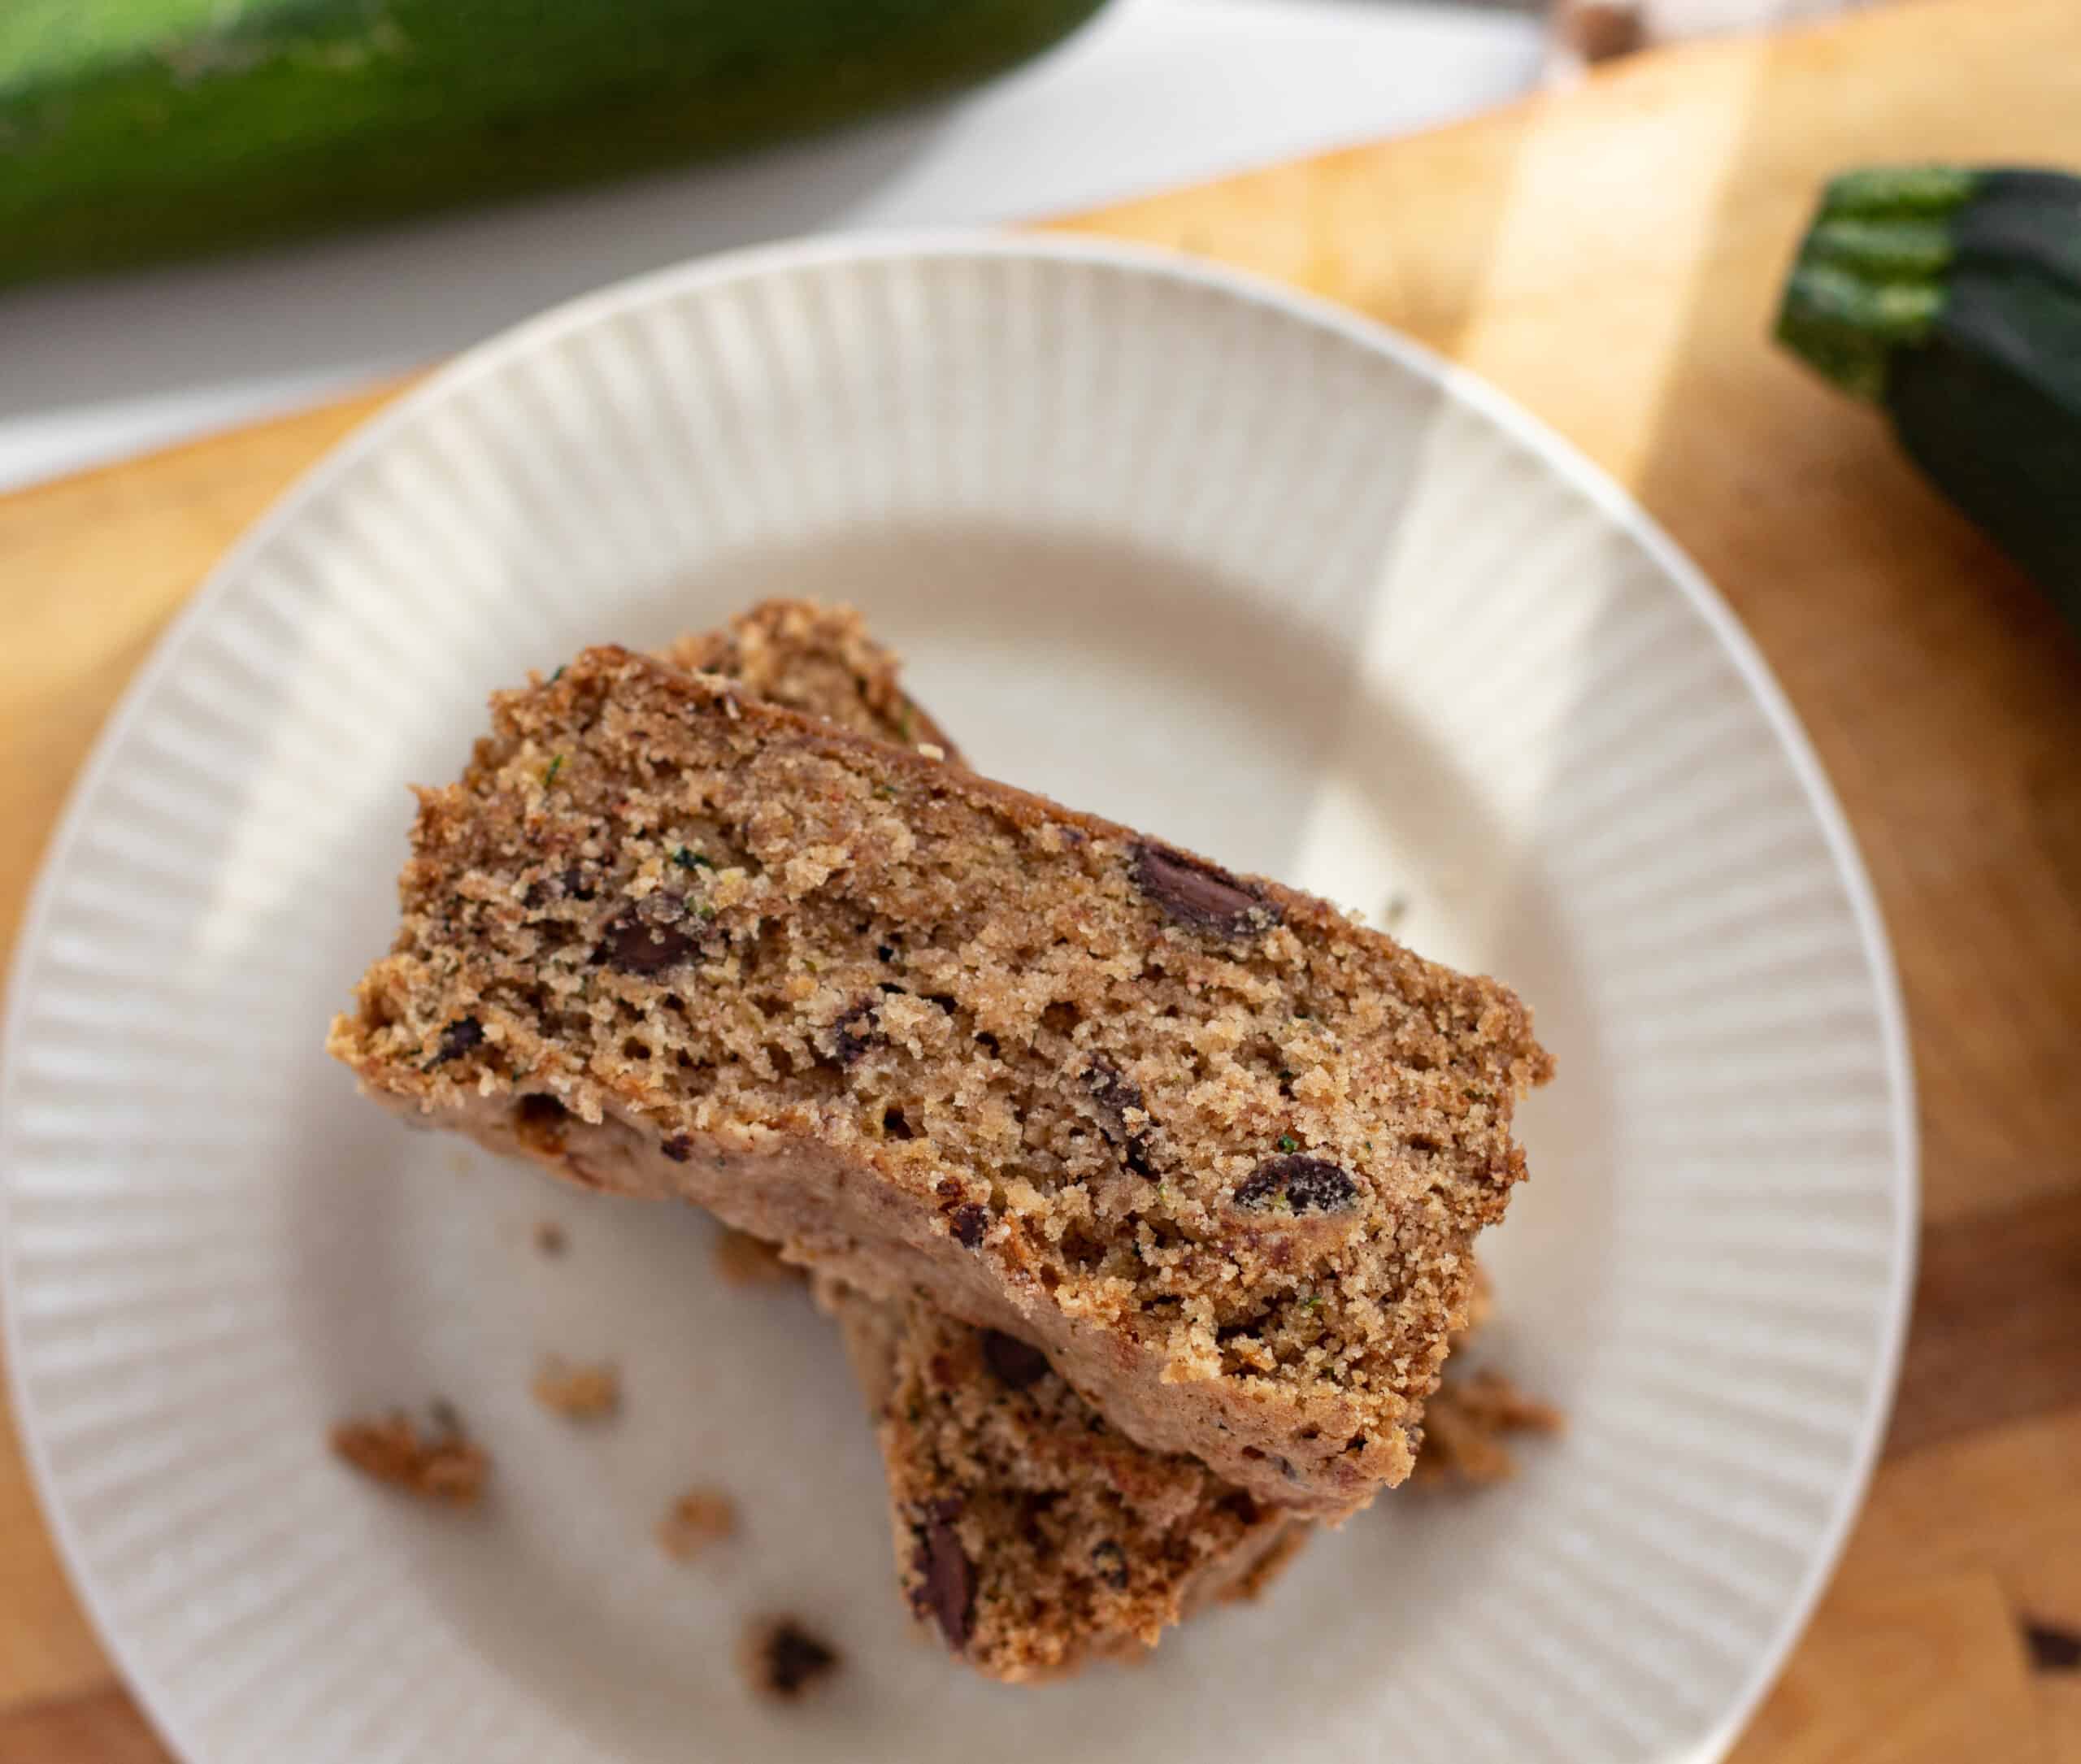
1083, 1059, 1155, 1176
1130, 842, 1279, 938
1234, 1154, 1360, 1213
660, 1134, 693, 1163
908, 1507, 975, 1650
981, 1330, 1050, 1390
1091, 1540, 1129, 1590
1083, 1058, 1142, 1121
2026, 1619, 2081, 1671
594, 893, 705, 975
950, 1204, 988, 1248
429, 1017, 483, 1065
754, 1618, 841, 1698
824, 998, 880, 1067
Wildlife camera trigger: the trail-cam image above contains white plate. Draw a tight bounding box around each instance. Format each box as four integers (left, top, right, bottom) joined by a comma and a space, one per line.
2, 237, 1914, 1763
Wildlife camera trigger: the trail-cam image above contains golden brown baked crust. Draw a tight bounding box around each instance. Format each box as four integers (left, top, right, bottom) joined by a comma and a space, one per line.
329, 645, 1549, 1515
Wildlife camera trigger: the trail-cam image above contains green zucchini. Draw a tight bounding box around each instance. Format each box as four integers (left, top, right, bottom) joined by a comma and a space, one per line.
0, 0, 1106, 287
1776, 165, 2081, 623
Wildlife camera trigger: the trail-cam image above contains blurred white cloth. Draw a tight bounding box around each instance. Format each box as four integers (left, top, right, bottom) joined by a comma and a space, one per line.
0, 0, 1540, 493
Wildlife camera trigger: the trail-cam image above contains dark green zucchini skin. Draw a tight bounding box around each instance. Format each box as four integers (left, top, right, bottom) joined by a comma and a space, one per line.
1776, 166, 2081, 627
0, 0, 1108, 288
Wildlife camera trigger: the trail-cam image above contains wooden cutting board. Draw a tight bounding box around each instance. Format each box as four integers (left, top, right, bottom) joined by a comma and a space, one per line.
4, 0, 2079, 1756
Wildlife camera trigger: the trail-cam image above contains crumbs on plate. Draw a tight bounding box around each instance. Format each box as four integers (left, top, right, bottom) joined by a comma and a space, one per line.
741, 1616, 841, 1701
657, 1486, 739, 1561
531, 1355, 620, 1419
1412, 1368, 1565, 1488
330, 1410, 489, 1506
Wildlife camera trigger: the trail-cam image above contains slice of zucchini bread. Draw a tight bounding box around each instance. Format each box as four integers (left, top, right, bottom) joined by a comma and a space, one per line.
819, 1258, 1554, 1681
821, 1276, 1301, 1681
329, 645, 1550, 1515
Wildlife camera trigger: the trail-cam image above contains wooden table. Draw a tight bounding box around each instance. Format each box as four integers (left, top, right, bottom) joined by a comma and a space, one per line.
4, 0, 2079, 1755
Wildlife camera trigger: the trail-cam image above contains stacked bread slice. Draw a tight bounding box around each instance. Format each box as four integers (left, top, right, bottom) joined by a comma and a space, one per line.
330, 602, 1554, 1681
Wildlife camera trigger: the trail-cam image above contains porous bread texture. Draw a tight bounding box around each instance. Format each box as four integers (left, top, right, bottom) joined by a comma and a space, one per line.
330, 645, 1549, 1515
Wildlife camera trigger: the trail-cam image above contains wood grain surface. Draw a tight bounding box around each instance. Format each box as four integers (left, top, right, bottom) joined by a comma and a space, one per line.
3, 0, 2079, 1756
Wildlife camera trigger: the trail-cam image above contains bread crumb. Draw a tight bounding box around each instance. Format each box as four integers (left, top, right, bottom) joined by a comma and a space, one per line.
533, 1219, 567, 1255
1228, 1524, 1310, 1604
531, 1355, 620, 1419
741, 1617, 841, 1701
657, 1486, 738, 1561
330, 1411, 488, 1506
1413, 1368, 1564, 1488
715, 1227, 804, 1288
